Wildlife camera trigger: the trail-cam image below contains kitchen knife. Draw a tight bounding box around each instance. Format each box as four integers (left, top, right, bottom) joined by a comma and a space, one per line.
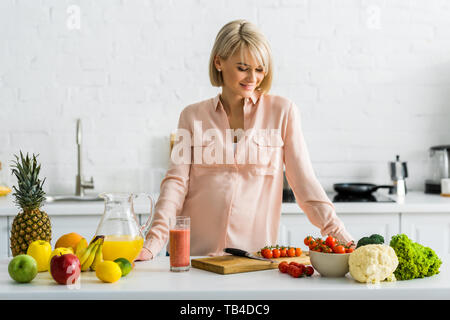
223, 248, 276, 263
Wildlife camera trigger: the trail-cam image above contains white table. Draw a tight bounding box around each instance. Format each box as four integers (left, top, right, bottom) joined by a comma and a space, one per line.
1, 256, 449, 300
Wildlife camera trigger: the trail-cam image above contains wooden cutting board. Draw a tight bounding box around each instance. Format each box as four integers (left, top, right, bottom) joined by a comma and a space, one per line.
191, 252, 310, 275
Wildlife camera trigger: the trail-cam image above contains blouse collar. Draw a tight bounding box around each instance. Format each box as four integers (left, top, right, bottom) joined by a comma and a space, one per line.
213, 90, 262, 111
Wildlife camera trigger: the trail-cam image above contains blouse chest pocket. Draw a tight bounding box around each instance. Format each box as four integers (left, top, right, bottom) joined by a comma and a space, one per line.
249, 134, 284, 176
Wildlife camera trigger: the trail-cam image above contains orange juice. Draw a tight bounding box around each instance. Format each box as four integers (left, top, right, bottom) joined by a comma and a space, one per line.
102, 235, 144, 262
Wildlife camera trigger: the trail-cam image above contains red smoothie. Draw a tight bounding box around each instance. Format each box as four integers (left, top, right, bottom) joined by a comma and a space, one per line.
169, 229, 190, 268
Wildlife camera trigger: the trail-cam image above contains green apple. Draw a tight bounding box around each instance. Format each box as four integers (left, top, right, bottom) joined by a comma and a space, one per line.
8, 254, 38, 283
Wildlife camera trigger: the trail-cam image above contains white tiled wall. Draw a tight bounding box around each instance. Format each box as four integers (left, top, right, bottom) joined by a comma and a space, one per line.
1, 0, 450, 194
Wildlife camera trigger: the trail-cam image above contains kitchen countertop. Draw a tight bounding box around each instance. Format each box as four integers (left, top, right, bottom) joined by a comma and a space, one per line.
1, 256, 449, 300
0, 191, 449, 216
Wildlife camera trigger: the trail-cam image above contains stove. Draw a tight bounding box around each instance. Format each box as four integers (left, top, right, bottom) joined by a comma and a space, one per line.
330, 192, 395, 203
282, 189, 395, 203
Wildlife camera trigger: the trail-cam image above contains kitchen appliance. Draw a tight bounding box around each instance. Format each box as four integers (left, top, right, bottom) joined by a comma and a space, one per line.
224, 248, 275, 263
442, 179, 450, 197
191, 252, 310, 275
333, 183, 393, 196
75, 119, 94, 197
389, 155, 408, 196
282, 170, 296, 202
331, 192, 394, 203
95, 193, 154, 262
425, 145, 450, 194
282, 170, 395, 202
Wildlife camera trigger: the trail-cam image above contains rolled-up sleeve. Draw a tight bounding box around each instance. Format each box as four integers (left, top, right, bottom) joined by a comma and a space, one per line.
283, 102, 353, 244
143, 109, 192, 257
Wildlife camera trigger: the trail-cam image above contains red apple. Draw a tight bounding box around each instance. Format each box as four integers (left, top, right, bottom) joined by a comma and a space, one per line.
50, 253, 81, 285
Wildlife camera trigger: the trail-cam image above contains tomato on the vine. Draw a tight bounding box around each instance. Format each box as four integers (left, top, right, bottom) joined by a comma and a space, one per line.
272, 248, 281, 258
287, 247, 296, 257
304, 236, 314, 246
261, 248, 273, 259
309, 241, 319, 251
305, 266, 314, 276
333, 245, 346, 254
325, 235, 336, 248
278, 261, 289, 273
288, 265, 302, 278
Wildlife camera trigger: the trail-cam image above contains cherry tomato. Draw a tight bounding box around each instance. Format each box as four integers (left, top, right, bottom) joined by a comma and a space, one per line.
287, 247, 296, 257
333, 245, 346, 254
308, 241, 318, 251
278, 261, 289, 273
280, 247, 287, 257
297, 263, 306, 275
272, 248, 281, 258
304, 236, 313, 246
288, 265, 302, 278
295, 247, 302, 257
261, 248, 273, 259
305, 266, 314, 276
322, 245, 333, 253
325, 236, 336, 248
345, 247, 354, 253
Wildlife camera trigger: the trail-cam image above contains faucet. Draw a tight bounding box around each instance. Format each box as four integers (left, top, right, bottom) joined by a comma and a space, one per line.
75, 119, 94, 196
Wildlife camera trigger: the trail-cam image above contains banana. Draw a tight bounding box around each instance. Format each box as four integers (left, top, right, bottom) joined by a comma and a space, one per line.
81, 243, 99, 271
77, 240, 97, 266
90, 242, 103, 271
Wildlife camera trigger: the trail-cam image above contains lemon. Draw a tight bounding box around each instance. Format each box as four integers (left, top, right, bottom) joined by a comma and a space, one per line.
96, 261, 122, 283
114, 258, 132, 277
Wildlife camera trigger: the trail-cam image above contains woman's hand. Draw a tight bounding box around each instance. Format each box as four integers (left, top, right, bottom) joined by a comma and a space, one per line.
135, 247, 153, 261
346, 240, 356, 249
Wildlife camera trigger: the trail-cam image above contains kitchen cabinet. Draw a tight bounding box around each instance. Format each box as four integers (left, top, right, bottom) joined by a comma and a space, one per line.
0, 217, 7, 257
279, 213, 399, 246
401, 213, 450, 257
1, 192, 449, 258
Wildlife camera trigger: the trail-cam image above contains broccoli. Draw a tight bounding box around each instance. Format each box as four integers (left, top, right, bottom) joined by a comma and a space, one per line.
356, 234, 385, 248
390, 234, 442, 280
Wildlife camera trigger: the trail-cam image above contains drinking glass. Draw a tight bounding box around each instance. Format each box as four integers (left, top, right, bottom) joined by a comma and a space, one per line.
169, 216, 190, 272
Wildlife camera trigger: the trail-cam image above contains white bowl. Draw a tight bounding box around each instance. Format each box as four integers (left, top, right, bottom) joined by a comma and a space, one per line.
309, 250, 351, 277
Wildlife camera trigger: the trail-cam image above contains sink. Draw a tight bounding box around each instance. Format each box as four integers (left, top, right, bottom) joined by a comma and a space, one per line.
45, 195, 103, 203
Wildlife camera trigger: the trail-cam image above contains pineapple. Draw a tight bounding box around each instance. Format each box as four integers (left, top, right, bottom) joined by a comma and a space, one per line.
10, 151, 51, 256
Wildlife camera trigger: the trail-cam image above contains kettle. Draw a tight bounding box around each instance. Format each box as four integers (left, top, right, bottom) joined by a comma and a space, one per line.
389, 155, 408, 196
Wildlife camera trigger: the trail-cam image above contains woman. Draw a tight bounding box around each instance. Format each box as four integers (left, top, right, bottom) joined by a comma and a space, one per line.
136, 19, 353, 260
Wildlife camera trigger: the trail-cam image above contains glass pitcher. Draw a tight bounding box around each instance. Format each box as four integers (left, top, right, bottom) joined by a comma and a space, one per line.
95, 193, 154, 262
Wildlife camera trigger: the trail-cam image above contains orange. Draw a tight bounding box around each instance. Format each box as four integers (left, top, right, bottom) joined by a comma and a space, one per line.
55, 232, 84, 252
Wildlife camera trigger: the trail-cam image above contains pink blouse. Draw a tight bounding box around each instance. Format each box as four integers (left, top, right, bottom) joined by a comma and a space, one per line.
144, 91, 353, 257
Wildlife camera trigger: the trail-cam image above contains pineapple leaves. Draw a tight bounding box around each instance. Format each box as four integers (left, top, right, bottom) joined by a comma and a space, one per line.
10, 151, 46, 210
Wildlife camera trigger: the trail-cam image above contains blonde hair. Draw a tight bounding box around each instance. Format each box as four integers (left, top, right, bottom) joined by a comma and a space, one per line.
209, 19, 273, 94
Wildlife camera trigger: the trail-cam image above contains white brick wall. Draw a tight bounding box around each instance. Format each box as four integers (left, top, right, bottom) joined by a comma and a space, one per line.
1, 0, 450, 195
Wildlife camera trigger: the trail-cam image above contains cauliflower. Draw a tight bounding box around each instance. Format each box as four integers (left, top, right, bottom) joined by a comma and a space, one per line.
348, 244, 399, 284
